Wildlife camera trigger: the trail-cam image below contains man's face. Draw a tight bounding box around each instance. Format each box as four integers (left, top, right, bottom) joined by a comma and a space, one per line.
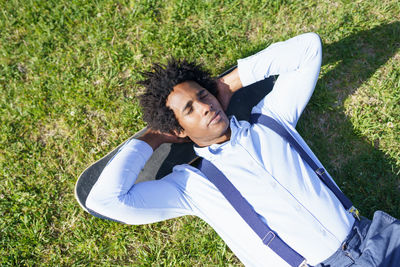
166, 81, 231, 147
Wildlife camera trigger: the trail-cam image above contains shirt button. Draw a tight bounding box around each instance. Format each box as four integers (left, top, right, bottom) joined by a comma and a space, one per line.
270, 181, 277, 188
320, 229, 327, 236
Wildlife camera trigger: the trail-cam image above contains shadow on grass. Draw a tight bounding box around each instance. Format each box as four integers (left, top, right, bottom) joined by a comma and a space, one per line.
297, 22, 400, 218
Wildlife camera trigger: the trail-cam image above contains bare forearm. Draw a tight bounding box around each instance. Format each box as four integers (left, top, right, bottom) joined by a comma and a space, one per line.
137, 129, 164, 151
216, 68, 243, 110
217, 67, 243, 94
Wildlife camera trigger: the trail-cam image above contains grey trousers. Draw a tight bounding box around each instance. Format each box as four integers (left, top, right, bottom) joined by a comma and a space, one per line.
316, 210, 400, 267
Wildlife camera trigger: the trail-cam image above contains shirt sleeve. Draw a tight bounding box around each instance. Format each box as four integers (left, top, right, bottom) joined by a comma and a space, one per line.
85, 138, 194, 225
237, 32, 322, 127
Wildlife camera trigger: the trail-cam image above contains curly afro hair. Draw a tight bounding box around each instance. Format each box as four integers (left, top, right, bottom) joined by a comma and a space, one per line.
138, 58, 218, 134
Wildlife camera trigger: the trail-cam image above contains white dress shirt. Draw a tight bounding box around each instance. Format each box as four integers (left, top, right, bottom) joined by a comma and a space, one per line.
86, 33, 355, 266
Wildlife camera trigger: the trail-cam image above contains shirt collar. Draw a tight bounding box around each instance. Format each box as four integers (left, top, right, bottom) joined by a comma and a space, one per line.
194, 116, 249, 159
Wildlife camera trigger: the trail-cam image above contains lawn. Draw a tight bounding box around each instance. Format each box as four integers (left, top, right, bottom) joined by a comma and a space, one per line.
1, 0, 399, 265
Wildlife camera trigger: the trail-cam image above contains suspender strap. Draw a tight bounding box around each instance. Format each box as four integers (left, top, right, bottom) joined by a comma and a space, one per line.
249, 113, 355, 213
197, 113, 358, 266
198, 159, 307, 267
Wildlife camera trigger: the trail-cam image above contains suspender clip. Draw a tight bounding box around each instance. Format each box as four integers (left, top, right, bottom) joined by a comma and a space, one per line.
262, 231, 276, 246
349, 206, 361, 221
298, 259, 308, 267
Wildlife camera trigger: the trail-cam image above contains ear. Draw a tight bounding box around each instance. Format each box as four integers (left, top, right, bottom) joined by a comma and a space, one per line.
174, 129, 187, 138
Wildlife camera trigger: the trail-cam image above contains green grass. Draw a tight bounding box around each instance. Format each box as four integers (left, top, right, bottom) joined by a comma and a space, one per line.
1, 0, 399, 265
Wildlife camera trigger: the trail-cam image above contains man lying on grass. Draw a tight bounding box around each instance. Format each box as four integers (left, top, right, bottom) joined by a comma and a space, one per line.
86, 33, 400, 266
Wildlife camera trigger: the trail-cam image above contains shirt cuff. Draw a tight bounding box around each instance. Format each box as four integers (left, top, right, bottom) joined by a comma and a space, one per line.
121, 138, 154, 162
237, 58, 256, 87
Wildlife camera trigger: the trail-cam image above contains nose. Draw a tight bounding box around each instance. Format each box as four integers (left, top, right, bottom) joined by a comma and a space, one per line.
197, 101, 212, 116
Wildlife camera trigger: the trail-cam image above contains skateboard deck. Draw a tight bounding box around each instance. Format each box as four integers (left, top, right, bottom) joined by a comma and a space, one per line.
75, 67, 276, 220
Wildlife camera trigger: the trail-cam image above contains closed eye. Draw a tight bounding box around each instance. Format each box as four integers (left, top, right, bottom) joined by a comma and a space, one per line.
199, 90, 208, 99
186, 105, 194, 115
183, 100, 193, 115
184, 90, 208, 115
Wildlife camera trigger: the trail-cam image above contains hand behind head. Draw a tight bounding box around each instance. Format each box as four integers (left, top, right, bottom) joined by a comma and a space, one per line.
138, 128, 192, 151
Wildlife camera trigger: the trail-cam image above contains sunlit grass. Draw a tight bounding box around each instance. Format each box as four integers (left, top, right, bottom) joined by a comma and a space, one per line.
1, 0, 399, 265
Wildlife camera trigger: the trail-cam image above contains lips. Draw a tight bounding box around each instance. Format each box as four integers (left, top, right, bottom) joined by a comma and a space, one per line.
208, 111, 221, 126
